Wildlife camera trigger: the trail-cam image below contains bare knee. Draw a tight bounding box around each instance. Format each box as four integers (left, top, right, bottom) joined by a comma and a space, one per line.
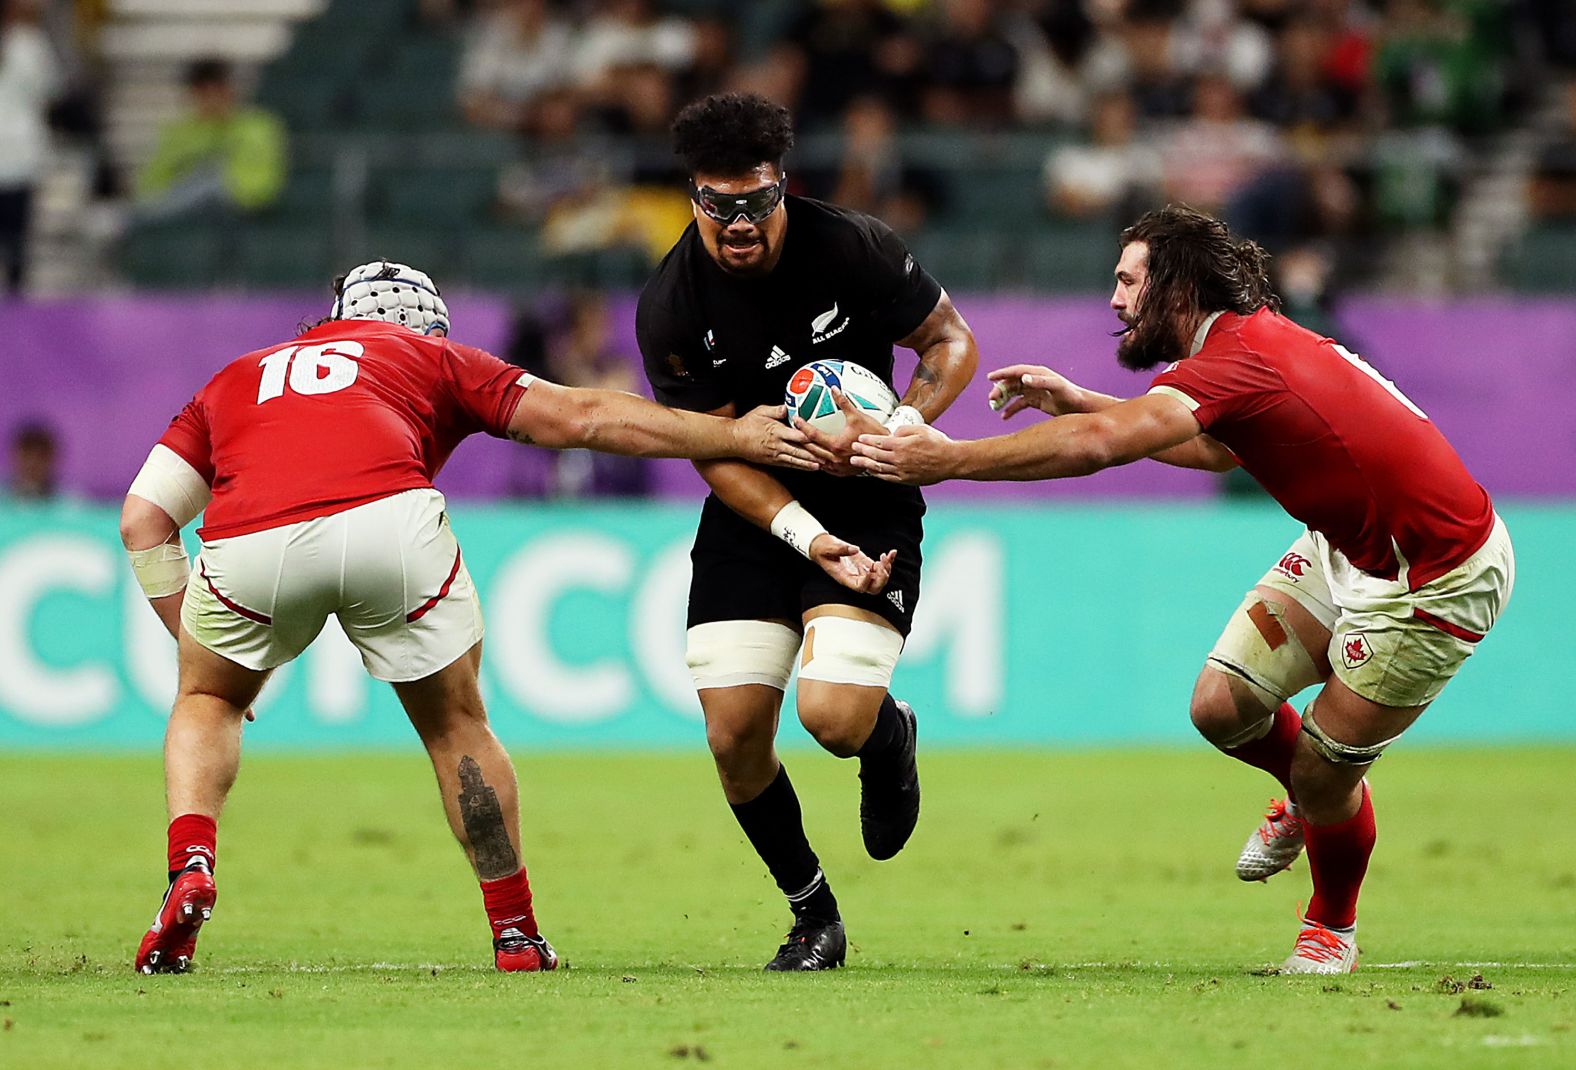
706, 714, 774, 769
1189, 669, 1272, 747
796, 696, 872, 758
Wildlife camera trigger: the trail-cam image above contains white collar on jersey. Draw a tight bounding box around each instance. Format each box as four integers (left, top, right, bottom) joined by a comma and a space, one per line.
1189, 310, 1226, 357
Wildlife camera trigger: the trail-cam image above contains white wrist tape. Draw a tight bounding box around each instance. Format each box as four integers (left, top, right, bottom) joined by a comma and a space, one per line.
883, 405, 925, 431
128, 444, 211, 528
127, 542, 191, 598
769, 500, 828, 559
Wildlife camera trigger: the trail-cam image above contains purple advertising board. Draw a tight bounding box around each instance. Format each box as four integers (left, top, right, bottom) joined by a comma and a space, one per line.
3, 293, 1571, 501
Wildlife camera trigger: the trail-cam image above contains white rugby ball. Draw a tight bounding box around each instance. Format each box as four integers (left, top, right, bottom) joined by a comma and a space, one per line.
785, 360, 898, 434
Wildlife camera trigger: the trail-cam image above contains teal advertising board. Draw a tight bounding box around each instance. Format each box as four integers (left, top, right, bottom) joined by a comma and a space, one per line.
0, 501, 1566, 748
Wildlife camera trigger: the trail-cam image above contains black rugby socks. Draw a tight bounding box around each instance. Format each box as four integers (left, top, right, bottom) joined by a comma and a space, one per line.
730, 764, 839, 921
854, 693, 905, 763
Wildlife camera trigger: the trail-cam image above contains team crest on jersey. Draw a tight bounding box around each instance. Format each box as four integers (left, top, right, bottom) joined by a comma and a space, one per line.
766, 345, 792, 369
811, 301, 850, 344
1339, 632, 1372, 669
703, 329, 716, 352
1274, 552, 1311, 579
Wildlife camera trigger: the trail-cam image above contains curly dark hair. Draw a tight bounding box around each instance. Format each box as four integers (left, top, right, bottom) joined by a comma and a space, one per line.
671, 92, 795, 178
1116, 204, 1280, 370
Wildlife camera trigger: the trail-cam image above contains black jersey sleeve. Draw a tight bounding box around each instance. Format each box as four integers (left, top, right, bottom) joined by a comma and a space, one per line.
856, 214, 944, 342
637, 280, 731, 413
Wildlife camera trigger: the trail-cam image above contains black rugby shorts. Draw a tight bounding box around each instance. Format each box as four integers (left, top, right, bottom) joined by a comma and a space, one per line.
686, 491, 923, 637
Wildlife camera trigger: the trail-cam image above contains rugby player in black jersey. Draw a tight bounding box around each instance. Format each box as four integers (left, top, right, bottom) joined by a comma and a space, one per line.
636, 93, 978, 970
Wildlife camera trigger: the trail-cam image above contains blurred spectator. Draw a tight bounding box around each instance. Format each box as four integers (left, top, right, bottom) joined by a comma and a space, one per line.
573, 0, 695, 93
1044, 89, 1162, 219
134, 59, 286, 222
457, 0, 579, 133
1374, 0, 1504, 136
1012, 0, 1126, 126
1119, 6, 1192, 119
1161, 73, 1285, 213
780, 0, 922, 127
1169, 0, 1274, 91
0, 0, 61, 293
811, 95, 940, 233
1530, 83, 1576, 219
921, 0, 1021, 126
503, 294, 650, 498
1249, 15, 1355, 139
6, 420, 57, 500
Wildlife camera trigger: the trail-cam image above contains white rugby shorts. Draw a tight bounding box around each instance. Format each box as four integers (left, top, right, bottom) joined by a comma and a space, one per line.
1249, 514, 1515, 708
180, 488, 483, 682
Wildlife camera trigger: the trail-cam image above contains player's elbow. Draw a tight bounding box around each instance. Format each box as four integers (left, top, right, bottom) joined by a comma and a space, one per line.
120, 494, 175, 551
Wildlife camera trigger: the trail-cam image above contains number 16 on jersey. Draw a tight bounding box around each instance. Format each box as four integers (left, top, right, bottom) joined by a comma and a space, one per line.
257, 340, 365, 404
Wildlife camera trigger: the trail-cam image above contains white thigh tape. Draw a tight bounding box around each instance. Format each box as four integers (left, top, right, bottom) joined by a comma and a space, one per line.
797, 616, 903, 689
1206, 594, 1322, 707
685, 620, 801, 691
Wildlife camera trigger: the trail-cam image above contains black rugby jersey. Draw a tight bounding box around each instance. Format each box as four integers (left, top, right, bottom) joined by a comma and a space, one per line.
637, 196, 941, 511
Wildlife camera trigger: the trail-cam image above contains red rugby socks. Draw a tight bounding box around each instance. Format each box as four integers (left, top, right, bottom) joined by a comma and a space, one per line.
166, 813, 217, 877
1223, 701, 1302, 799
480, 867, 540, 940
1304, 782, 1375, 930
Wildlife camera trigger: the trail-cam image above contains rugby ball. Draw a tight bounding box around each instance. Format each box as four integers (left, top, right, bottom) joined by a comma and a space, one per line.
785, 360, 898, 434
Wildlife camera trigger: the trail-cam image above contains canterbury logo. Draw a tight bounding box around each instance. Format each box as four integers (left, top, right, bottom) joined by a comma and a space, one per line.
1275, 552, 1311, 578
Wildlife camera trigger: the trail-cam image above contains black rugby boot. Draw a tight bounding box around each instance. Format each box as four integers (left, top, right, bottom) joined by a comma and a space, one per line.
764, 915, 847, 971
859, 698, 920, 860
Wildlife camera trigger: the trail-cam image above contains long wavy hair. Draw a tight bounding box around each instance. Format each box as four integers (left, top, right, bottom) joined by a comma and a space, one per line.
1116, 205, 1280, 369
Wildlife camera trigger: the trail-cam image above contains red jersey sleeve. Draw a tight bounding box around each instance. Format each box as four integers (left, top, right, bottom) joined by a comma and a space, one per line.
1146, 346, 1281, 430
440, 341, 535, 438
156, 395, 216, 483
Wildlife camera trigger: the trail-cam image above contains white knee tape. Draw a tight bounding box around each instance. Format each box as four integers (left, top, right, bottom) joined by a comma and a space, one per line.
797, 616, 903, 689
1206, 594, 1322, 707
685, 620, 801, 691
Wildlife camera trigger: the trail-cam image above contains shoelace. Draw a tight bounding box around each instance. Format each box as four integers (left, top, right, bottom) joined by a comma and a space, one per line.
1257, 798, 1301, 845
1293, 923, 1350, 963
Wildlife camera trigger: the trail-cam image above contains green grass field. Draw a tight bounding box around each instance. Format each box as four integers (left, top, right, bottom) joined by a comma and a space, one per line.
2, 747, 1572, 1068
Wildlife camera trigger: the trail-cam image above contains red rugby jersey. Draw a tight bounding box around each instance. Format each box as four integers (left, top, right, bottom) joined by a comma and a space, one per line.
157, 320, 531, 539
1148, 308, 1494, 590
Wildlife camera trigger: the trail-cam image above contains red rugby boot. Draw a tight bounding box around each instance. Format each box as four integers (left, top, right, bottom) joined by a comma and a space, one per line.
135, 865, 216, 975
494, 930, 560, 973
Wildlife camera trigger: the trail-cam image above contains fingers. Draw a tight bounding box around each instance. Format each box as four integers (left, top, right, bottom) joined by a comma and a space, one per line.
987, 364, 1050, 382
792, 415, 839, 449
756, 404, 790, 420
831, 387, 860, 415
1001, 395, 1031, 420
775, 449, 819, 471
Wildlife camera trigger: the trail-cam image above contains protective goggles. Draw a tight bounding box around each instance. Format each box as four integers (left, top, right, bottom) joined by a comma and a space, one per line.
690, 176, 786, 225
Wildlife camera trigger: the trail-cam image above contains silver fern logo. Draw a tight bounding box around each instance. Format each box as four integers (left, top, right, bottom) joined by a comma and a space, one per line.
811, 301, 849, 344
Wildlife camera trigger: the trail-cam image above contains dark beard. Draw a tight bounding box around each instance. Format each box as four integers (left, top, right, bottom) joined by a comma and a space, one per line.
1115, 321, 1183, 371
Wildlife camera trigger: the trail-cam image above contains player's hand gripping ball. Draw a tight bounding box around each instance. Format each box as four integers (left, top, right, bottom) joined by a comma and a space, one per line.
785, 360, 898, 435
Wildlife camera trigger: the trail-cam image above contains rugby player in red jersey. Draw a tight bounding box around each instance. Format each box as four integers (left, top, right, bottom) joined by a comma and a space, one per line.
849, 206, 1515, 973
120, 260, 848, 975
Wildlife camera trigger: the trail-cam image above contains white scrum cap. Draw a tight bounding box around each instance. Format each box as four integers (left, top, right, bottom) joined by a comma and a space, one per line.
331, 260, 451, 335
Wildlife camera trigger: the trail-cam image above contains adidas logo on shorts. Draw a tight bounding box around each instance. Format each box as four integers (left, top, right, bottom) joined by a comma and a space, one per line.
886, 589, 905, 613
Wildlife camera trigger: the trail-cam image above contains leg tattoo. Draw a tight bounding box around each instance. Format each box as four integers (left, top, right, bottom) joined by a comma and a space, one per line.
456, 755, 519, 880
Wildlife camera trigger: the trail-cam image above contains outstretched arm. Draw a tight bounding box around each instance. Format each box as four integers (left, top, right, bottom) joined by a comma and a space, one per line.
851, 393, 1205, 485
987, 364, 1236, 473
506, 378, 816, 470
